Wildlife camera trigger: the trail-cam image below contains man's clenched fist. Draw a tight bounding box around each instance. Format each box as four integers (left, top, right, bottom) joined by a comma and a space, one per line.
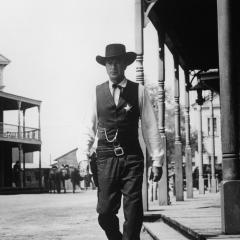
149, 166, 163, 182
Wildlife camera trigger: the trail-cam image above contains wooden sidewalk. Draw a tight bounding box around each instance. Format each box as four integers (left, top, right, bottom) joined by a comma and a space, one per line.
144, 191, 240, 240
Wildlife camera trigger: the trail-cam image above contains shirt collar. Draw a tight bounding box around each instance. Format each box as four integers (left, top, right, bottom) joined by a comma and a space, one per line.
109, 78, 127, 89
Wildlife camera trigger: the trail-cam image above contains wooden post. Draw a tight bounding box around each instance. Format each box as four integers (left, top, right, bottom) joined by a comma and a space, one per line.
0, 65, 5, 90
0, 105, 3, 187
209, 91, 217, 193
18, 144, 23, 188
150, 181, 153, 202
0, 104, 3, 134
208, 173, 211, 191
135, 0, 144, 86
217, 0, 240, 233
184, 71, 193, 198
173, 56, 183, 201
23, 109, 26, 139
17, 102, 23, 188
23, 150, 26, 187
17, 101, 21, 138
158, 32, 169, 205
154, 182, 158, 200
135, 0, 147, 211
197, 103, 205, 194
38, 106, 41, 140
38, 106, 42, 188
39, 147, 42, 188
216, 174, 219, 192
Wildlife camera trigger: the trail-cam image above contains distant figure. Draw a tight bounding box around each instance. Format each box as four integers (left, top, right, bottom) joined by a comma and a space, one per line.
69, 165, 83, 193
54, 165, 69, 193
49, 165, 58, 193
58, 164, 70, 193
12, 161, 21, 187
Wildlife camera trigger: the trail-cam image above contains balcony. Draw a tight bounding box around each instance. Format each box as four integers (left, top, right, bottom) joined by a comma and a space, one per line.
0, 91, 42, 147
0, 122, 40, 143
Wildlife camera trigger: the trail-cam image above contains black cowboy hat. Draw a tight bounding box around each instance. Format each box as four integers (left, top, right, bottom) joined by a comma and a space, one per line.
96, 43, 137, 66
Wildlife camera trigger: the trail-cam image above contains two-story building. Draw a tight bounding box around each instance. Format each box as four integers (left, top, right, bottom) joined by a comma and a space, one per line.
0, 54, 42, 192
191, 93, 222, 175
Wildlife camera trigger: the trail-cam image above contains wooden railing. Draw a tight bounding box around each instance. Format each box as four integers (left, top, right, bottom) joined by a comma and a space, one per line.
0, 122, 40, 141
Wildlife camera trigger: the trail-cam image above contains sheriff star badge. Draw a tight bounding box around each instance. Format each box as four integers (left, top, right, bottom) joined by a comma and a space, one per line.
124, 103, 132, 112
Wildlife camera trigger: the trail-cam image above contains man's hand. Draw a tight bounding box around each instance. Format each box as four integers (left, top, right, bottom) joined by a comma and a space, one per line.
78, 160, 89, 178
151, 166, 163, 182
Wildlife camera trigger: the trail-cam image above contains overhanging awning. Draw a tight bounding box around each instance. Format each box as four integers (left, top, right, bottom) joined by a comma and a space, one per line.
0, 91, 41, 110
148, 0, 218, 71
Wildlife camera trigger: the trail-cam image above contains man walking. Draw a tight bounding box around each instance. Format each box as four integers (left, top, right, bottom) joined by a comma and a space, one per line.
79, 43, 164, 240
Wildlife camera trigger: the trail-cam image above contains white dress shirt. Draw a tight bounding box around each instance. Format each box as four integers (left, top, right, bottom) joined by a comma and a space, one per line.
78, 78, 164, 167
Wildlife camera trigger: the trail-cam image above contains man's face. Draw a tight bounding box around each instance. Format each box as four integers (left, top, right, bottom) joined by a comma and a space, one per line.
105, 57, 126, 83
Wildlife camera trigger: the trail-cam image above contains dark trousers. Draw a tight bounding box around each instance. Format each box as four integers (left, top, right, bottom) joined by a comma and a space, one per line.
96, 152, 144, 240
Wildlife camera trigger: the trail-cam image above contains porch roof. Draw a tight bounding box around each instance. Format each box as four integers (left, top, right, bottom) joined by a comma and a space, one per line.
148, 0, 218, 71
0, 91, 41, 110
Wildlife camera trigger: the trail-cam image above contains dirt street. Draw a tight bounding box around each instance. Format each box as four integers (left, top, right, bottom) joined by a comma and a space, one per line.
0, 190, 151, 240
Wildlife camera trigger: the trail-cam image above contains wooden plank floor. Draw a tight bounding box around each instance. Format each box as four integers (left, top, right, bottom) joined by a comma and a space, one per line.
144, 221, 190, 240
145, 191, 240, 240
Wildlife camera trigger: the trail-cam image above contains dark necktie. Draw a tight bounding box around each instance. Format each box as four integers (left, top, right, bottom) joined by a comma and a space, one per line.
112, 83, 123, 90
112, 84, 123, 105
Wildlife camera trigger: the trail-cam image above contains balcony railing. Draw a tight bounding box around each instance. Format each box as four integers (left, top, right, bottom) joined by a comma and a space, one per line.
0, 122, 40, 141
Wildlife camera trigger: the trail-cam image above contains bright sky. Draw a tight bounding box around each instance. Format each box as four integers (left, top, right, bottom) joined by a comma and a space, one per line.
0, 0, 188, 167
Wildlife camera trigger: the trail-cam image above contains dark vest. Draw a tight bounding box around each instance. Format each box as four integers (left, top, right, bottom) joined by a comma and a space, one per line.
96, 80, 142, 155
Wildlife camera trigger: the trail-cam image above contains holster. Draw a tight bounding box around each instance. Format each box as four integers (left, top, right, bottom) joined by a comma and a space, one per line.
89, 156, 98, 187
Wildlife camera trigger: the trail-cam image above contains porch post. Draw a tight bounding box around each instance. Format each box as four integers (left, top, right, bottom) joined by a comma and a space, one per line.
38, 106, 41, 140
197, 102, 205, 194
23, 149, 26, 187
184, 71, 193, 198
135, 0, 144, 86
23, 109, 26, 139
39, 147, 42, 188
157, 32, 168, 205
209, 91, 217, 193
38, 106, 42, 188
17, 101, 21, 138
135, 0, 147, 211
0, 104, 3, 134
217, 0, 240, 233
173, 56, 183, 201
18, 143, 23, 188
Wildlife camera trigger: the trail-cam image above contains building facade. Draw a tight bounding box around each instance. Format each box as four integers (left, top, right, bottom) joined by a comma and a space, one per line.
0, 54, 42, 191
192, 93, 222, 173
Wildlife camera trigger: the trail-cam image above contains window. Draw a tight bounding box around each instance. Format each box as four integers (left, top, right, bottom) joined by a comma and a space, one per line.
35, 172, 39, 181
26, 176, 32, 182
207, 118, 217, 136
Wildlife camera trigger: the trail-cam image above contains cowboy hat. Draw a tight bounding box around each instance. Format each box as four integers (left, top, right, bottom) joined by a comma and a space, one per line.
96, 43, 137, 66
